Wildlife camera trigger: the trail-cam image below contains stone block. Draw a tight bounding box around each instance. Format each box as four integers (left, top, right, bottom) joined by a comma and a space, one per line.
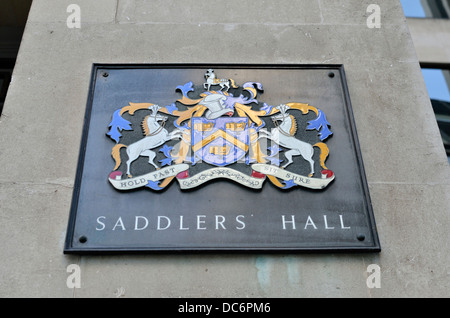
0, 183, 77, 297
27, 0, 117, 24
117, 0, 322, 25
342, 60, 450, 185
75, 254, 372, 297
365, 183, 450, 297
0, 74, 89, 182
320, 0, 406, 25
407, 18, 450, 63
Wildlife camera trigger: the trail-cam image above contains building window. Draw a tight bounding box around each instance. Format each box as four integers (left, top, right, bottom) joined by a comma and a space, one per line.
401, 0, 450, 18
421, 65, 450, 163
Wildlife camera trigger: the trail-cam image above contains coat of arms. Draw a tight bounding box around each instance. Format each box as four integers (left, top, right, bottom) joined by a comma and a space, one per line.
106, 69, 335, 191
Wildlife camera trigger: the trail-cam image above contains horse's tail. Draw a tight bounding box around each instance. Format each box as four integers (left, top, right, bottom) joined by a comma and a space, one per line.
111, 144, 127, 171
229, 78, 238, 88
313, 142, 329, 170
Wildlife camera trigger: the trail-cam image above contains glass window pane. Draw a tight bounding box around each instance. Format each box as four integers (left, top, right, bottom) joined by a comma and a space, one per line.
401, 0, 427, 17
422, 68, 450, 161
422, 69, 450, 102
401, 0, 450, 18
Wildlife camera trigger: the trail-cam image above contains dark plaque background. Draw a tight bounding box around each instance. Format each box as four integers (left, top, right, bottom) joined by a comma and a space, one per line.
64, 64, 380, 253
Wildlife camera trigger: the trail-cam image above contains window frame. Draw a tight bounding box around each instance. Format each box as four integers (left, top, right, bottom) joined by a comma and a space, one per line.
420, 63, 450, 160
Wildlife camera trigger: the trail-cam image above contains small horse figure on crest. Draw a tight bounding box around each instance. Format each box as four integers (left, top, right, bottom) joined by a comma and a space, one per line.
203, 69, 238, 92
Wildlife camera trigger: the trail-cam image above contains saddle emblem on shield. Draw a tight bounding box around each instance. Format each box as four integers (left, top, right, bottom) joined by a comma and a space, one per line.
192, 117, 249, 166
106, 69, 335, 192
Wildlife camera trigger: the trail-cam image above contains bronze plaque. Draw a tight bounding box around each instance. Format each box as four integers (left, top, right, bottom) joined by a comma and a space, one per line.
64, 65, 380, 253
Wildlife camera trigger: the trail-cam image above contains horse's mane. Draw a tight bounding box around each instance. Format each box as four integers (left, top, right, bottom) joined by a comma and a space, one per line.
141, 115, 150, 136
289, 114, 298, 135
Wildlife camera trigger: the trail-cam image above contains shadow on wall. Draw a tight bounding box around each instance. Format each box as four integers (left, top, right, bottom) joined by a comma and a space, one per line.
0, 0, 33, 116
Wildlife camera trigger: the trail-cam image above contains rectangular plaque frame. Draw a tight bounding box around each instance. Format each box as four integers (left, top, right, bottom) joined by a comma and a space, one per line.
64, 64, 381, 253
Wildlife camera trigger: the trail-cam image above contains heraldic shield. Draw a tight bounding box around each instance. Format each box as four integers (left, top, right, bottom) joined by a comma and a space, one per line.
192, 117, 249, 166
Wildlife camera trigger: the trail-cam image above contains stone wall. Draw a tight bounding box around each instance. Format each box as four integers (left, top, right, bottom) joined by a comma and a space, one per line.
407, 18, 450, 64
0, 0, 448, 297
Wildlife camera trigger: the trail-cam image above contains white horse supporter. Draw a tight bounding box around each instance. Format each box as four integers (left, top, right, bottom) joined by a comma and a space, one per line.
258, 104, 329, 177
111, 105, 183, 177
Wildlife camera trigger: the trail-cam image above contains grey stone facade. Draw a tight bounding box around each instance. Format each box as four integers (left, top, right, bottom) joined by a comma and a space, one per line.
0, 0, 448, 297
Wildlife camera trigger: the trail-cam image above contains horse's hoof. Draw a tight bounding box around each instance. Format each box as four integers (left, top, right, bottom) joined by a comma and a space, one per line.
308, 173, 314, 178
127, 174, 133, 178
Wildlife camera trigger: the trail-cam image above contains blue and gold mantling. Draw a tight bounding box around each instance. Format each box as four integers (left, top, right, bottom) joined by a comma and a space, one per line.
106, 69, 335, 192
